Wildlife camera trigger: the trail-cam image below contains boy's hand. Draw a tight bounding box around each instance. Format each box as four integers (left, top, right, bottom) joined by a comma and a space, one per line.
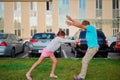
66, 20, 73, 26
66, 15, 74, 22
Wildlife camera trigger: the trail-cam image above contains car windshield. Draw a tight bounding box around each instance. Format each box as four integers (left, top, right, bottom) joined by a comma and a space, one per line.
79, 31, 86, 39
79, 30, 106, 39
32, 33, 55, 39
0, 34, 8, 39
97, 30, 106, 39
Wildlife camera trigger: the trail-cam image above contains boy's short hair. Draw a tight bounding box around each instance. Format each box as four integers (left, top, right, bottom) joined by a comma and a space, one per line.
57, 30, 65, 36
81, 20, 90, 26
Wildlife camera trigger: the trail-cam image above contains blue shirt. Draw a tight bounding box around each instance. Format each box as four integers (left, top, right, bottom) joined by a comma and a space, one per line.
86, 25, 99, 48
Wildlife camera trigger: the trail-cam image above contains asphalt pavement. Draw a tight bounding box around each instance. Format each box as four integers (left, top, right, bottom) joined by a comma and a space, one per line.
16, 44, 120, 59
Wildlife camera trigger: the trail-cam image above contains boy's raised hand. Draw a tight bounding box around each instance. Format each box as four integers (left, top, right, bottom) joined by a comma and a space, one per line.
66, 15, 74, 22
66, 20, 73, 26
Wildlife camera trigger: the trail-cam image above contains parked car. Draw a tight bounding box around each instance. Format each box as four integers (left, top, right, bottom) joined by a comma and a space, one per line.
115, 32, 120, 52
22, 38, 30, 46
107, 34, 117, 52
74, 30, 109, 58
27, 33, 61, 57
0, 33, 24, 57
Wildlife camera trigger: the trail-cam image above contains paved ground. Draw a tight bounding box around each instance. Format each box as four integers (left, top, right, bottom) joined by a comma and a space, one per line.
61, 44, 120, 59
108, 52, 120, 59
16, 44, 120, 59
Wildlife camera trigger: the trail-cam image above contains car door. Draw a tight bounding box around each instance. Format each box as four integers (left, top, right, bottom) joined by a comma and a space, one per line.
11, 34, 23, 53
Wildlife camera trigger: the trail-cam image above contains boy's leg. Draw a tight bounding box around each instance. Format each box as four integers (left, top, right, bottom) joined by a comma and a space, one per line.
78, 47, 98, 79
49, 55, 58, 77
26, 56, 45, 79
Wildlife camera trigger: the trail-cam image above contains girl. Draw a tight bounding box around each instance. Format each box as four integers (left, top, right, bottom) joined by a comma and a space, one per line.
26, 30, 66, 80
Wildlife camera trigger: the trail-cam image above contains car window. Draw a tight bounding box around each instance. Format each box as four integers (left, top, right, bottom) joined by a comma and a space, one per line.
79, 31, 86, 39
0, 34, 8, 39
97, 30, 106, 39
32, 33, 55, 39
11, 34, 18, 41
79, 30, 106, 39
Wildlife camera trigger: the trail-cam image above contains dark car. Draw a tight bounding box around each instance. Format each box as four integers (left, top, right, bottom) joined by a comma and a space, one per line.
27, 33, 61, 57
0, 33, 24, 57
115, 32, 120, 52
75, 30, 109, 58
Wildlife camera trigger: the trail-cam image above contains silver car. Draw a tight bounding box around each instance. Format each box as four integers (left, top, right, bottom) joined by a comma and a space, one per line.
0, 33, 24, 57
27, 33, 61, 57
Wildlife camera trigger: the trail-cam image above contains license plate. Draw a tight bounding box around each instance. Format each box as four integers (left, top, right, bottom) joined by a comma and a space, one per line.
38, 50, 42, 53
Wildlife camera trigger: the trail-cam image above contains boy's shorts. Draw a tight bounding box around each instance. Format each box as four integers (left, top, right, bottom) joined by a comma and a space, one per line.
41, 48, 54, 57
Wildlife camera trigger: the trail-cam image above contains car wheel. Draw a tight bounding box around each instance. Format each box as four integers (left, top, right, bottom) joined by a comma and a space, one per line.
55, 52, 61, 58
110, 42, 116, 52
102, 52, 108, 58
57, 52, 62, 58
11, 48, 15, 58
54, 51, 61, 58
28, 54, 33, 57
75, 51, 84, 58
55, 47, 62, 58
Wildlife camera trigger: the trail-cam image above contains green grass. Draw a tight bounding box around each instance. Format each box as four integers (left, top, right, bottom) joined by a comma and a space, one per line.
0, 58, 120, 80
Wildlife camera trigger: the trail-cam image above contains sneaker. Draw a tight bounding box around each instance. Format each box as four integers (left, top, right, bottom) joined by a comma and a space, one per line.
50, 74, 58, 78
73, 76, 84, 80
26, 73, 32, 80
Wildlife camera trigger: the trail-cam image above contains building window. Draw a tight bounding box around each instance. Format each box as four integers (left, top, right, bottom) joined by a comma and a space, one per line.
46, 1, 52, 11
96, 0, 102, 18
113, 0, 119, 9
113, 29, 119, 35
112, 0, 119, 35
112, 0, 119, 18
46, 1, 52, 31
96, 0, 102, 9
14, 2, 21, 37
30, 2, 37, 35
14, 2, 17, 10
30, 2, 37, 17
95, 0, 102, 30
46, 1, 49, 10
112, 19, 120, 35
31, 28, 36, 36
66, 29, 69, 36
46, 28, 52, 32
79, 0, 86, 19
15, 29, 21, 37
59, 0, 69, 29
0, 2, 4, 33
30, 2, 33, 10
59, 28, 69, 36
95, 20, 102, 30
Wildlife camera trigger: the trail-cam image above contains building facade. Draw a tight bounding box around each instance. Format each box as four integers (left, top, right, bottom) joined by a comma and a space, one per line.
0, 0, 120, 38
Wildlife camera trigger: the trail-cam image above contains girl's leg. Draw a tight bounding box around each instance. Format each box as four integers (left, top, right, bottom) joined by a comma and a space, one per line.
26, 56, 45, 80
49, 55, 58, 78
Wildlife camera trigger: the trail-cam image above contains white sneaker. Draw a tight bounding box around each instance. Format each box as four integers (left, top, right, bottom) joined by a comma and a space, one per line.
50, 74, 58, 78
26, 73, 32, 80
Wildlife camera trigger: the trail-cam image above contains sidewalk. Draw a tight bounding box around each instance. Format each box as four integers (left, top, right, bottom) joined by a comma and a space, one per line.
108, 52, 120, 59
